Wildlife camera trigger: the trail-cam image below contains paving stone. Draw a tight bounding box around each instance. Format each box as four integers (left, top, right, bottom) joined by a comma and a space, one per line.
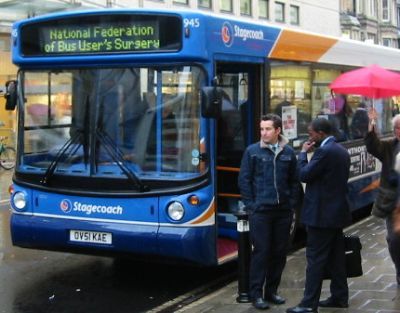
182, 217, 400, 313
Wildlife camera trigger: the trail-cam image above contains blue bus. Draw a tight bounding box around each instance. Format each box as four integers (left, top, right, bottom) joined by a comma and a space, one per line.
5, 9, 400, 266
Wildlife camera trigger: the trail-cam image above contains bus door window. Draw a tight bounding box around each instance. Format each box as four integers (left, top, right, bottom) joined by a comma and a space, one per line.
216, 71, 249, 214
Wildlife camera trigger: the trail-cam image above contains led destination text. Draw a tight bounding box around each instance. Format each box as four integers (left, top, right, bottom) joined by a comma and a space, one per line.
42, 23, 160, 54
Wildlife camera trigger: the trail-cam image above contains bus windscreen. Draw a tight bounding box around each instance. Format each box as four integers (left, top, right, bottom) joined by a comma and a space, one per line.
20, 14, 182, 56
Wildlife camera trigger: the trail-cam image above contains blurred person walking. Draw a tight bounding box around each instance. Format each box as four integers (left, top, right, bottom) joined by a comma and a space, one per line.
287, 118, 351, 313
366, 109, 400, 285
238, 114, 300, 310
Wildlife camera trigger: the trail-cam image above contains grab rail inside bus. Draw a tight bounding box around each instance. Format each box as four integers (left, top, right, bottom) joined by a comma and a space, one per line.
216, 166, 241, 198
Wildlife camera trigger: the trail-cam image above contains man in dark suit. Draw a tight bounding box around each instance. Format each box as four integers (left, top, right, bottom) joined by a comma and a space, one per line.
287, 118, 351, 313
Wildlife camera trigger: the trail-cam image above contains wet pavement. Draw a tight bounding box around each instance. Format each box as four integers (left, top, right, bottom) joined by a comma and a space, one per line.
174, 216, 400, 313
0, 168, 12, 204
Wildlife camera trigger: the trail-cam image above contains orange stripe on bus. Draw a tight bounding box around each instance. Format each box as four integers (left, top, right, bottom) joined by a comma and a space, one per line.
191, 201, 215, 225
269, 30, 338, 62
360, 178, 380, 193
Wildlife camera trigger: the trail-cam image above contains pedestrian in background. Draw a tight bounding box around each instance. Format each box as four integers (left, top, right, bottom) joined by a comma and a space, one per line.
365, 109, 400, 285
238, 113, 300, 310
287, 118, 351, 313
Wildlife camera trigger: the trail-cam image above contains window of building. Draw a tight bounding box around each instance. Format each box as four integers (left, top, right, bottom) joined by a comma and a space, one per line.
368, 0, 377, 17
240, 0, 252, 16
275, 2, 285, 22
367, 32, 377, 44
351, 30, 360, 41
350, 0, 357, 15
398, 7, 400, 27
221, 0, 233, 12
382, 0, 389, 21
358, 0, 365, 13
382, 37, 392, 47
290, 5, 299, 25
259, 0, 269, 19
173, 0, 189, 4
198, 0, 212, 9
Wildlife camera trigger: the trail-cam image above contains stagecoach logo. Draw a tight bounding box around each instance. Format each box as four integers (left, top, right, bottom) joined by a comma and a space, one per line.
59, 199, 123, 216
221, 22, 234, 47
221, 21, 265, 47
60, 199, 72, 213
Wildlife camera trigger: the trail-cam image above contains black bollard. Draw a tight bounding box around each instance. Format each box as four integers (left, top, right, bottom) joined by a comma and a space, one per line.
235, 210, 251, 303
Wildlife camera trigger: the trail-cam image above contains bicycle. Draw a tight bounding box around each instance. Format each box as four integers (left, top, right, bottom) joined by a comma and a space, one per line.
0, 136, 16, 170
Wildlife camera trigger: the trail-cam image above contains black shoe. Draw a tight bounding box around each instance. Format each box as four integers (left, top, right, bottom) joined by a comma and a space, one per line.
318, 298, 348, 308
252, 297, 270, 310
286, 306, 318, 313
264, 293, 286, 304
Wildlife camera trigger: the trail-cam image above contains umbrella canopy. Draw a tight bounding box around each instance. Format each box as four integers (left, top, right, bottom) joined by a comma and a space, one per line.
329, 64, 400, 99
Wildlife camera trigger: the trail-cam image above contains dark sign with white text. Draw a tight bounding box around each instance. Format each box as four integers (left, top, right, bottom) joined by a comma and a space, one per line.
347, 142, 376, 178
20, 14, 182, 56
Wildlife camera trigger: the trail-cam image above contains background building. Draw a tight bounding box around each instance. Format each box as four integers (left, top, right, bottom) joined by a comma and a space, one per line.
340, 0, 400, 48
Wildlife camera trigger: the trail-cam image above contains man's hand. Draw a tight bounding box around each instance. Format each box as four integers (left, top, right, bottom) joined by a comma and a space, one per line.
301, 141, 315, 153
368, 108, 377, 131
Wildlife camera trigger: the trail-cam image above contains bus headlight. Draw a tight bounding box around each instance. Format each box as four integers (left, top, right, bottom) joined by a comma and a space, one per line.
13, 191, 27, 210
167, 201, 185, 221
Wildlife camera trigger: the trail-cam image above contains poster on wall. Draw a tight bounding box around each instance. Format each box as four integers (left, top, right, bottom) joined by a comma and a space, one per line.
295, 80, 305, 99
282, 105, 297, 139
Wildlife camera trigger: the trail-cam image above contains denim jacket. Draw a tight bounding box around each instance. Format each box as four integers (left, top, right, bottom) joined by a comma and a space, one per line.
238, 136, 299, 212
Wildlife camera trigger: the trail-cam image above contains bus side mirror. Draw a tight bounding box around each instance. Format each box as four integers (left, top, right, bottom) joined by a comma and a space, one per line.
4, 80, 17, 111
201, 86, 222, 118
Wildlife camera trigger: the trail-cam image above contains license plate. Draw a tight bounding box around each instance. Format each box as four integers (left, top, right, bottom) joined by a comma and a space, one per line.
69, 230, 112, 245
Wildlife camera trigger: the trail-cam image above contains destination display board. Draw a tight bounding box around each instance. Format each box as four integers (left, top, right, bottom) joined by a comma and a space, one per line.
20, 14, 182, 56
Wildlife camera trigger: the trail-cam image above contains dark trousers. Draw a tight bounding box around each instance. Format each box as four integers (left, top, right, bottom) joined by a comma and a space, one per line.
300, 226, 348, 309
249, 210, 292, 299
386, 215, 400, 279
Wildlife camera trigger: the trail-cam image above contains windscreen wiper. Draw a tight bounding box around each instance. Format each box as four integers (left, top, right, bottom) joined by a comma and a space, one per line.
41, 131, 83, 186
96, 129, 149, 192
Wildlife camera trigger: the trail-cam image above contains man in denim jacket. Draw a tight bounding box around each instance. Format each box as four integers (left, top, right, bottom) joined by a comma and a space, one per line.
238, 113, 300, 310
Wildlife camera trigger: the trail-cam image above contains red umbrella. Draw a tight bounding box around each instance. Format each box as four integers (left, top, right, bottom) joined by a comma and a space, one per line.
329, 64, 400, 99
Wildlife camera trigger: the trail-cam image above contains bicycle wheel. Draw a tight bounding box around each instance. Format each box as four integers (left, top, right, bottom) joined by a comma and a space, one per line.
0, 146, 16, 170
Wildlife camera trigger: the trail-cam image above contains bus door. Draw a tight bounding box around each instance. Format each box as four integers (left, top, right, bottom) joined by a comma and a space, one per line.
215, 62, 262, 263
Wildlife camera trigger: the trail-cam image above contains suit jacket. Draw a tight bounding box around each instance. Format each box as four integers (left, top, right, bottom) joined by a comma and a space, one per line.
298, 137, 351, 228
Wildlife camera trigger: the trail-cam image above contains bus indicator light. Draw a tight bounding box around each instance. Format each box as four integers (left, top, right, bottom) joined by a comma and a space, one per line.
188, 195, 200, 206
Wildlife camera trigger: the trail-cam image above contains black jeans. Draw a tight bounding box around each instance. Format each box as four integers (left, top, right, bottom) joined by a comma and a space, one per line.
248, 209, 292, 299
386, 214, 400, 279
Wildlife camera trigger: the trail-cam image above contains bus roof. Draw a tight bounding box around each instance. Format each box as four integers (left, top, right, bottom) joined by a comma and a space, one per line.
11, 8, 400, 71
